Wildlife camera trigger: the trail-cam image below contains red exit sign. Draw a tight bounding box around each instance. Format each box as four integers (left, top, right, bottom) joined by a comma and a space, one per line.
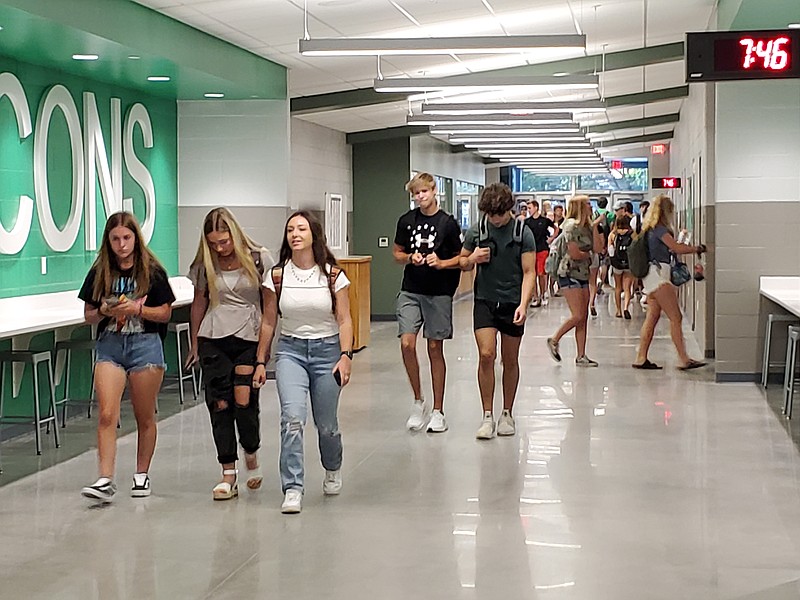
651, 143, 667, 155
651, 177, 682, 189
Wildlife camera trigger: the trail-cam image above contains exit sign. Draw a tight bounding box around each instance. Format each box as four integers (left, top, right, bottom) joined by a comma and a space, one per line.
651, 177, 682, 189
651, 143, 667, 154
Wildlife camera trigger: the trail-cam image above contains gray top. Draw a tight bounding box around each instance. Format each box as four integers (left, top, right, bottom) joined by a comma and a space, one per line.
188, 248, 274, 342
648, 225, 672, 264
559, 218, 593, 281
463, 218, 535, 305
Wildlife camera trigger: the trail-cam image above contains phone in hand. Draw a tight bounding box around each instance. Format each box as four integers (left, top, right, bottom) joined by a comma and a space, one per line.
333, 370, 342, 387
103, 296, 122, 308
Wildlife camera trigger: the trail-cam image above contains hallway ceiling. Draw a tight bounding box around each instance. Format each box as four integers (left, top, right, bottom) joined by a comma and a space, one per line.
134, 0, 718, 152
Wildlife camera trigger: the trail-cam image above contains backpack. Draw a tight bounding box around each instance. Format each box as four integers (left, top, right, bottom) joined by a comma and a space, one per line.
627, 231, 651, 278
478, 214, 525, 247
544, 232, 567, 278
610, 231, 633, 270
271, 262, 343, 317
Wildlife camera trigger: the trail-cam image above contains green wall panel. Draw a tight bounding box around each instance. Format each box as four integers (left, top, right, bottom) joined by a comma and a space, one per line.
352, 138, 410, 318
0, 56, 178, 299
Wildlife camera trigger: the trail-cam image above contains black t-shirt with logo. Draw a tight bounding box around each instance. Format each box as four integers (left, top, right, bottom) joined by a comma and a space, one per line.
524, 215, 556, 252
79, 264, 176, 339
394, 208, 463, 297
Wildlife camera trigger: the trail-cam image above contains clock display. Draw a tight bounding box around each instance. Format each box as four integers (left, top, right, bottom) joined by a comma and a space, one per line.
686, 30, 800, 82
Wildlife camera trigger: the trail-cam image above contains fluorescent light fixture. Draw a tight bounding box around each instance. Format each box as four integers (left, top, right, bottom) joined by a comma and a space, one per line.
409, 113, 575, 126
422, 100, 605, 115
449, 132, 587, 141
128, 55, 141, 60
481, 148, 599, 154
788, 23, 800, 29
375, 74, 598, 93
465, 142, 592, 149
553, 72, 570, 77
147, 76, 171, 82
431, 124, 582, 135
72, 54, 99, 61
299, 34, 586, 56
204, 93, 225, 98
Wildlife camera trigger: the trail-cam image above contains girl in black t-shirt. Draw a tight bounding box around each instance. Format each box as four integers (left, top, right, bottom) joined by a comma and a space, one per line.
78, 212, 176, 503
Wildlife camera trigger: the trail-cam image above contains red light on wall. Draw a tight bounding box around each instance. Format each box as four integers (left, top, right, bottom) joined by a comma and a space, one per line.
651, 143, 667, 155
611, 160, 623, 170
651, 177, 682, 189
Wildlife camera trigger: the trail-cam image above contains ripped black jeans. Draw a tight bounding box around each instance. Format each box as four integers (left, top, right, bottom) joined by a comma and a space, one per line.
198, 335, 260, 465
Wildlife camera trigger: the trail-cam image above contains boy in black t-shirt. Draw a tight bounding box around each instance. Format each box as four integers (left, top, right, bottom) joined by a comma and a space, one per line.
393, 173, 463, 433
524, 199, 556, 307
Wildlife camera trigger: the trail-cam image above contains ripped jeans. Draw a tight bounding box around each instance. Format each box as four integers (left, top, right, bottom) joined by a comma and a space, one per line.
198, 335, 260, 465
275, 334, 343, 492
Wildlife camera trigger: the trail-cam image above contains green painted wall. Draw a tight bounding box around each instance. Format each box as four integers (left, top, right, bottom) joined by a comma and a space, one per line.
0, 56, 178, 298
352, 138, 410, 318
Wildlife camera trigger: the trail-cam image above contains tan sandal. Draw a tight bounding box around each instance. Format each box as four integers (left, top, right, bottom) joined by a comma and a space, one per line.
245, 454, 263, 490
212, 469, 238, 501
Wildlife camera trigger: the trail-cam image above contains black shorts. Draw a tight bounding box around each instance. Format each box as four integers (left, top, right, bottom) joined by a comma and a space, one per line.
197, 335, 258, 405
473, 299, 525, 338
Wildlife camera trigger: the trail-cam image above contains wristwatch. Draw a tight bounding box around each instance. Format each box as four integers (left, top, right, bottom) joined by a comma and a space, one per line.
341, 350, 353, 360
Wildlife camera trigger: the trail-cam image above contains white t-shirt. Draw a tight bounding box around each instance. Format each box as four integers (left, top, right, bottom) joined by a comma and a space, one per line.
264, 261, 350, 339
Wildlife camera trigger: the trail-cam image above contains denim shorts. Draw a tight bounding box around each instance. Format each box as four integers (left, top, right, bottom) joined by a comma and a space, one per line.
558, 276, 589, 289
96, 331, 166, 373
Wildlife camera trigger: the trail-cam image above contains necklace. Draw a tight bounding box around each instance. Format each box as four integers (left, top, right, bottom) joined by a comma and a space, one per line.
289, 260, 317, 283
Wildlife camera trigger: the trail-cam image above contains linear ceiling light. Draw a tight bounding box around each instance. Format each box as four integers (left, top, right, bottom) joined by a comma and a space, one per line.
375, 74, 598, 93
300, 34, 586, 56
422, 100, 605, 115
448, 133, 588, 142
432, 125, 582, 135
465, 142, 592, 149
409, 113, 575, 126
480, 148, 599, 154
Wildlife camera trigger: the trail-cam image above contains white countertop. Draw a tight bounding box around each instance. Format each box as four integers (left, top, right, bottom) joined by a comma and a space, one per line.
760, 276, 800, 317
0, 276, 194, 339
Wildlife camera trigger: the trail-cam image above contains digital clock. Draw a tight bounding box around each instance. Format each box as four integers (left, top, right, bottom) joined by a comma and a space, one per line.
686, 30, 800, 82
651, 177, 681, 189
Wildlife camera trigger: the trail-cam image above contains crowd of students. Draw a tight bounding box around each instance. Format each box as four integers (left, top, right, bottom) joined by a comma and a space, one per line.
76, 173, 706, 513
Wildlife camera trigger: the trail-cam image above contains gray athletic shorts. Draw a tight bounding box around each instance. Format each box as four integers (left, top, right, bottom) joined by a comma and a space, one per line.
396, 291, 454, 340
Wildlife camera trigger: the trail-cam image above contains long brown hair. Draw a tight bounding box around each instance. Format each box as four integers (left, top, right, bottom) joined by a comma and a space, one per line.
190, 207, 263, 307
91, 212, 164, 301
278, 210, 341, 310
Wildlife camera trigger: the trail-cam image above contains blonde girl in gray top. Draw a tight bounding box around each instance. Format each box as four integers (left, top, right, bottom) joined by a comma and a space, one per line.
186, 208, 274, 500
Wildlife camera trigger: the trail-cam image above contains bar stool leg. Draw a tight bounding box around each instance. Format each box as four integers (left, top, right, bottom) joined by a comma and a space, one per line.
47, 358, 60, 449
784, 337, 797, 418
175, 330, 185, 405
62, 348, 71, 428
32, 362, 42, 455
187, 333, 198, 401
762, 317, 773, 389
88, 349, 96, 418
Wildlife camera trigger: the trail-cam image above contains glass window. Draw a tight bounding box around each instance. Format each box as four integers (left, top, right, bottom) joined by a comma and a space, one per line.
455, 180, 481, 230
518, 172, 572, 192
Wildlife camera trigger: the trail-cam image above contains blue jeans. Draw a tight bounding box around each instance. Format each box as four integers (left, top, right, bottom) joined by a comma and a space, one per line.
275, 334, 343, 492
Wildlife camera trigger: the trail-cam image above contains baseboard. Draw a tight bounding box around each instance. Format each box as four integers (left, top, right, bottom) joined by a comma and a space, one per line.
371, 314, 397, 322
715, 372, 758, 383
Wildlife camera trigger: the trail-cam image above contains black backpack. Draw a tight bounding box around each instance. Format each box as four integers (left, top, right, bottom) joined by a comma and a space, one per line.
610, 232, 632, 270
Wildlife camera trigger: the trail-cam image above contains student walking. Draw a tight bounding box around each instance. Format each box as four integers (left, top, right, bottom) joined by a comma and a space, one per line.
632, 195, 706, 370
186, 207, 274, 501
460, 183, 536, 439
523, 199, 557, 307
608, 214, 635, 319
393, 173, 463, 433
546, 196, 605, 367
79, 212, 175, 502
261, 211, 353, 514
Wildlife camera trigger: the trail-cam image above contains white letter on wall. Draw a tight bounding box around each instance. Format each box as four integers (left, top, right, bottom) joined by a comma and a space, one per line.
124, 103, 156, 243
0, 72, 34, 255
34, 85, 84, 252
84, 93, 122, 251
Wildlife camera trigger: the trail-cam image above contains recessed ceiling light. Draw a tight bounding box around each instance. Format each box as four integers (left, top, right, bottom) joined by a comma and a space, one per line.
789, 23, 800, 29
204, 93, 225, 98
72, 54, 99, 61
147, 76, 171, 82
553, 72, 570, 77
128, 55, 141, 60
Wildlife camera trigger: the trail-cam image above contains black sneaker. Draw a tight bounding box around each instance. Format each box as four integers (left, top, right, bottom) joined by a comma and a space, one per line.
81, 478, 117, 503
131, 473, 151, 498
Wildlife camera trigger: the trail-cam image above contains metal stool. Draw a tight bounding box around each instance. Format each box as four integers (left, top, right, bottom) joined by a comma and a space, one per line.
762, 314, 800, 388
54, 339, 96, 427
166, 322, 197, 404
782, 326, 800, 419
0, 350, 61, 455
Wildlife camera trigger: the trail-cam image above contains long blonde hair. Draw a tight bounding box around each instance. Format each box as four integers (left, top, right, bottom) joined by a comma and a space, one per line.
190, 207, 262, 306
566, 195, 592, 228
641, 194, 673, 234
91, 212, 164, 302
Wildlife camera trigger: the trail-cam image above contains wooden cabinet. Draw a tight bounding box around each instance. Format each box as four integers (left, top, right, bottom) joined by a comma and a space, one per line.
338, 256, 371, 351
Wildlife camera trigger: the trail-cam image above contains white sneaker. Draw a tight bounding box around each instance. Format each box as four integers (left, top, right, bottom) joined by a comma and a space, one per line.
406, 398, 431, 431
131, 473, 151, 498
476, 415, 496, 440
323, 470, 342, 495
575, 355, 599, 367
427, 410, 448, 433
281, 488, 303, 514
497, 411, 516, 436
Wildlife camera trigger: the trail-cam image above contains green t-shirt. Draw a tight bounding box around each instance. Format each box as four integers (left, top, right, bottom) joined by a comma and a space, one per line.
463, 217, 536, 304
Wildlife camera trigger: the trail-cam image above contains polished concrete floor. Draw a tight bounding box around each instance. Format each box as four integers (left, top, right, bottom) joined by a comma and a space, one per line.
2, 293, 800, 599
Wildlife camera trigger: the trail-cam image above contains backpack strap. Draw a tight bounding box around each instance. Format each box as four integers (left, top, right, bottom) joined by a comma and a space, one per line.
478, 214, 488, 244
328, 265, 342, 314
251, 249, 264, 279
512, 217, 525, 245
271, 264, 284, 317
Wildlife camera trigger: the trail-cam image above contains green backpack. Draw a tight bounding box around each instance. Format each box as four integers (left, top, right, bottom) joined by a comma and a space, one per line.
628, 231, 651, 278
